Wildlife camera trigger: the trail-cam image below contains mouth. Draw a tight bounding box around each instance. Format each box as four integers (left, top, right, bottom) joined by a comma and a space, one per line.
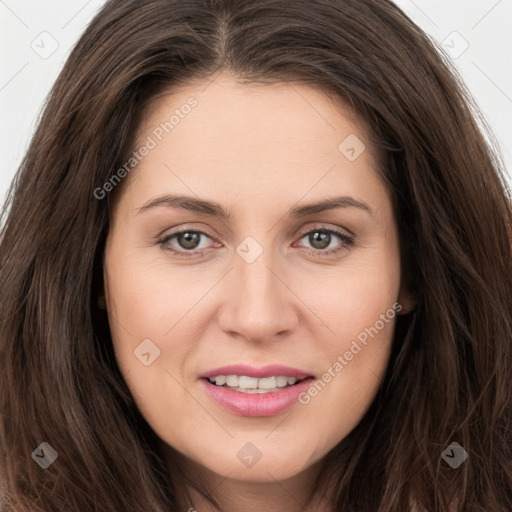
198, 364, 315, 417
203, 374, 310, 394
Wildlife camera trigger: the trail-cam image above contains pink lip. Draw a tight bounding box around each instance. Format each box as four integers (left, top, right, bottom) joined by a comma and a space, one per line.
200, 376, 315, 417
199, 364, 312, 380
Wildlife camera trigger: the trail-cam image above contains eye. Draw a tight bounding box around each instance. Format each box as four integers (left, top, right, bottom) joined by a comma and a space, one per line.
157, 229, 219, 258
295, 227, 355, 256
157, 225, 355, 258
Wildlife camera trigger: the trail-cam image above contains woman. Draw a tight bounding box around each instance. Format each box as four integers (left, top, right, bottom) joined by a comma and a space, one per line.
1, 0, 511, 510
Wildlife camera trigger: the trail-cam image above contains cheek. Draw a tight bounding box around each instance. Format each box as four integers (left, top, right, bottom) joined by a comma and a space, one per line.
106, 249, 203, 343
292, 249, 400, 444
299, 243, 401, 348
295, 306, 397, 458
103, 251, 195, 410
104, 260, 203, 445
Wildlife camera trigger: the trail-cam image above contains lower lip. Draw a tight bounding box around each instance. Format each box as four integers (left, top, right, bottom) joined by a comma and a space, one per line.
200, 377, 315, 417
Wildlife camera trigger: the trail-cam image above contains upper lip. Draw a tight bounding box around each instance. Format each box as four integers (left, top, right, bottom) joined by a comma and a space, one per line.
200, 364, 313, 380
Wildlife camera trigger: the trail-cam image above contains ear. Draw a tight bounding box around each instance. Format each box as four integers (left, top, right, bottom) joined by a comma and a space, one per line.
98, 259, 110, 311
98, 294, 106, 310
97, 267, 108, 310
397, 282, 417, 315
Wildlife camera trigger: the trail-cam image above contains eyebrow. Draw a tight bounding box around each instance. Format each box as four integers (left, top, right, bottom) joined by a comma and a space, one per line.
136, 194, 373, 218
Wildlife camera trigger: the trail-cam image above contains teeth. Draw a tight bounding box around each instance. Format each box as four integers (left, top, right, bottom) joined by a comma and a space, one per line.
210, 375, 302, 390
276, 376, 288, 387
214, 375, 227, 386
258, 377, 277, 389
226, 375, 238, 387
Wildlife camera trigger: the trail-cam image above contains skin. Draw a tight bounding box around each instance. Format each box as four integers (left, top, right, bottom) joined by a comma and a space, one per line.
102, 71, 413, 512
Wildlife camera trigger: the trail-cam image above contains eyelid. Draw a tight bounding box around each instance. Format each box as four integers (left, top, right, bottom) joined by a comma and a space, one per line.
158, 222, 353, 244
157, 227, 221, 248
157, 223, 219, 241
295, 222, 354, 239
157, 222, 355, 258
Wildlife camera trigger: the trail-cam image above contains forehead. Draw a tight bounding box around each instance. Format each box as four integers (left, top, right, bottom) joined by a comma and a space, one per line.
115, 74, 387, 215
135, 73, 371, 156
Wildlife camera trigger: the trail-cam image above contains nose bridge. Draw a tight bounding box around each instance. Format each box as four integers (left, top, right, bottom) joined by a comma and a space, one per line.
219, 235, 297, 342
235, 237, 281, 312
238, 247, 274, 298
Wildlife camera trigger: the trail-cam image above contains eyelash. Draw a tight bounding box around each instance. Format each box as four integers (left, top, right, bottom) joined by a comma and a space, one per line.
157, 226, 355, 258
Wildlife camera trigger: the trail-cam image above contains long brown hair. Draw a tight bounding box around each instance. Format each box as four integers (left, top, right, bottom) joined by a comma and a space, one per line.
1, 0, 511, 510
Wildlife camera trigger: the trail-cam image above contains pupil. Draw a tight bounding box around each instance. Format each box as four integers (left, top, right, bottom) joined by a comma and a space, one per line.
179, 232, 200, 249
310, 231, 330, 249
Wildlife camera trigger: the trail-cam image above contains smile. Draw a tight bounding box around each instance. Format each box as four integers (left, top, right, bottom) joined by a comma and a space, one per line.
207, 374, 301, 393
200, 375, 315, 416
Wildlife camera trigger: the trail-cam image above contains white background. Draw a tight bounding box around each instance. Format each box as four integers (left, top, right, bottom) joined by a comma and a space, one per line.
1, 0, 511, 206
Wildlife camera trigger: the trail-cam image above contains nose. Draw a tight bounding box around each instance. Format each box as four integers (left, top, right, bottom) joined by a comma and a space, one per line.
216, 244, 299, 344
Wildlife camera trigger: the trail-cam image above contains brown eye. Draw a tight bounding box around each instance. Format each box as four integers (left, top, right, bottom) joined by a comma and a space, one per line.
308, 231, 331, 250
175, 232, 202, 250
158, 229, 218, 258
296, 228, 354, 256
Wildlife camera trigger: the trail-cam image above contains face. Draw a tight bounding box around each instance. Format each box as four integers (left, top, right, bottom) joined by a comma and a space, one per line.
102, 72, 411, 486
